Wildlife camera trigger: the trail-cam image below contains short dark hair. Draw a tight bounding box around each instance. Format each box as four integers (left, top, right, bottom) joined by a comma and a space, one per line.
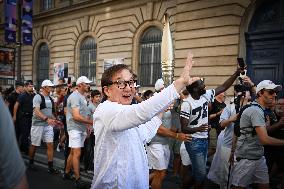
182, 89, 189, 96
256, 89, 264, 98
143, 90, 153, 99
24, 80, 33, 86
186, 80, 203, 94
91, 90, 101, 98
15, 80, 24, 87
101, 64, 133, 96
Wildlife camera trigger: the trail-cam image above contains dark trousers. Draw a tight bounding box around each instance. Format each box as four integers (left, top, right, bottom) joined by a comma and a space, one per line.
63, 122, 70, 170
17, 116, 32, 152
84, 133, 95, 171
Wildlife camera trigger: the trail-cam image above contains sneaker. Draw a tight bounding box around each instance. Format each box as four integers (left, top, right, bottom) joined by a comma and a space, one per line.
48, 167, 59, 174
62, 172, 73, 180
75, 178, 88, 189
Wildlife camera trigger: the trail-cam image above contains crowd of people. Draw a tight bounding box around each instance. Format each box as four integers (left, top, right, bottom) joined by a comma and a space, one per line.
0, 52, 284, 189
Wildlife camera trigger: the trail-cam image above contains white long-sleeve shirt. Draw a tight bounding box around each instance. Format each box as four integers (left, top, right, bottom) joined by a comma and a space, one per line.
91, 84, 179, 189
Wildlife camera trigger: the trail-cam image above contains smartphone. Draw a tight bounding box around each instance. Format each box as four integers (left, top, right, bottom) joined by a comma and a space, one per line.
237, 58, 246, 69
67, 77, 71, 85
237, 58, 247, 78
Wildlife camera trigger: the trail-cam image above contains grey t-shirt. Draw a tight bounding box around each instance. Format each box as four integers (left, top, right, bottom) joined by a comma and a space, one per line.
219, 103, 235, 148
66, 91, 90, 132
150, 110, 172, 145
235, 102, 266, 159
32, 94, 54, 126
171, 100, 181, 131
88, 102, 97, 115
0, 97, 26, 189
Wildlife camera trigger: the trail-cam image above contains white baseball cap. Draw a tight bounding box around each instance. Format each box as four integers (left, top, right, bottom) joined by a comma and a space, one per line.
256, 80, 282, 94
155, 78, 164, 91
76, 76, 92, 85
41, 80, 54, 87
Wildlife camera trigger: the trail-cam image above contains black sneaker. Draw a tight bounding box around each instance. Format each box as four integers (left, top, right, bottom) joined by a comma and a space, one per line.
62, 172, 73, 180
75, 178, 88, 189
48, 167, 59, 174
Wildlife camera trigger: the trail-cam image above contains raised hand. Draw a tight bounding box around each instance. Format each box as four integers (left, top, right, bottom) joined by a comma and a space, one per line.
180, 51, 194, 86
174, 51, 198, 92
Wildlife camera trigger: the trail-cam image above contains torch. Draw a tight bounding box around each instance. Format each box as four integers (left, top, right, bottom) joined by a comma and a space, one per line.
161, 13, 174, 86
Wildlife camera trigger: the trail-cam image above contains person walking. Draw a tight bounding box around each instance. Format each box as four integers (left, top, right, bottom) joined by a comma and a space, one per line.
28, 80, 61, 174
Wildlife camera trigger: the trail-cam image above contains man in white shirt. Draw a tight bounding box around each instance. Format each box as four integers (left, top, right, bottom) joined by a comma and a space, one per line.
91, 52, 198, 189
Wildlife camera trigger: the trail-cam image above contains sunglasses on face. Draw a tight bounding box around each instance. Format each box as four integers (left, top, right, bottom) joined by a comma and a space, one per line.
264, 89, 277, 95
109, 79, 137, 89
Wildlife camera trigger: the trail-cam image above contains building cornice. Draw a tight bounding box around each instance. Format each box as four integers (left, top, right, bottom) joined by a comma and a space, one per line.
33, 0, 159, 21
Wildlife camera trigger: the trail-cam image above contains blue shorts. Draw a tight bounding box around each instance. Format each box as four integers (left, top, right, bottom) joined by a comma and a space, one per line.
185, 138, 208, 182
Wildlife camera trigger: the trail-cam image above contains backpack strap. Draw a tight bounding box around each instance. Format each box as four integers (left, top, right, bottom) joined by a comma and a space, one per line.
39, 94, 46, 110
39, 93, 55, 114
238, 103, 264, 136
49, 96, 55, 114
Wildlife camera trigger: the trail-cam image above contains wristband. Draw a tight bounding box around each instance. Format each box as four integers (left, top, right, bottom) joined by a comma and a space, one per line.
44, 117, 48, 122
176, 133, 179, 139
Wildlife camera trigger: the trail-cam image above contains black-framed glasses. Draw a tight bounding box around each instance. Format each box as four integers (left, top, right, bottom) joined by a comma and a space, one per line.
264, 89, 276, 95
109, 79, 137, 89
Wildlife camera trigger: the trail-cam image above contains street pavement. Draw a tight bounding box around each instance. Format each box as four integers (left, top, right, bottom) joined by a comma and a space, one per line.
23, 145, 219, 189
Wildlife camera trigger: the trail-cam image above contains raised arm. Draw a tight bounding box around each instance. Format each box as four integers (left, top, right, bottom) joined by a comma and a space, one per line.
215, 70, 239, 96
173, 52, 199, 92
107, 52, 199, 132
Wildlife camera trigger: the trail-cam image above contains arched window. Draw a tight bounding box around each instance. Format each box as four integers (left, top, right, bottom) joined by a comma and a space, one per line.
139, 27, 162, 86
79, 37, 97, 82
37, 43, 49, 88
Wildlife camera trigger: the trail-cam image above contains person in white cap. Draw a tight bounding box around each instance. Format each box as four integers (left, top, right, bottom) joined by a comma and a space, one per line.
64, 76, 93, 188
231, 80, 284, 189
155, 78, 165, 92
29, 79, 60, 174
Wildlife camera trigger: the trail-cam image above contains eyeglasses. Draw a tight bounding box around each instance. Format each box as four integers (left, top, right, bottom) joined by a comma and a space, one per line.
109, 79, 137, 89
264, 89, 276, 95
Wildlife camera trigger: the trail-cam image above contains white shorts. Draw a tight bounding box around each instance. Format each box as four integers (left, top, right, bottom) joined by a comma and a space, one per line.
31, 125, 54, 146
68, 130, 87, 148
147, 143, 170, 170
231, 156, 269, 187
180, 142, 191, 166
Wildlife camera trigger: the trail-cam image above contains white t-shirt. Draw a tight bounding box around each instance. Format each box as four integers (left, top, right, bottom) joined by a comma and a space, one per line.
180, 89, 215, 138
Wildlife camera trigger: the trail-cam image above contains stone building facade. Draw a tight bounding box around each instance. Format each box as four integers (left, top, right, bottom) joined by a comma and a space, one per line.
0, 0, 283, 95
